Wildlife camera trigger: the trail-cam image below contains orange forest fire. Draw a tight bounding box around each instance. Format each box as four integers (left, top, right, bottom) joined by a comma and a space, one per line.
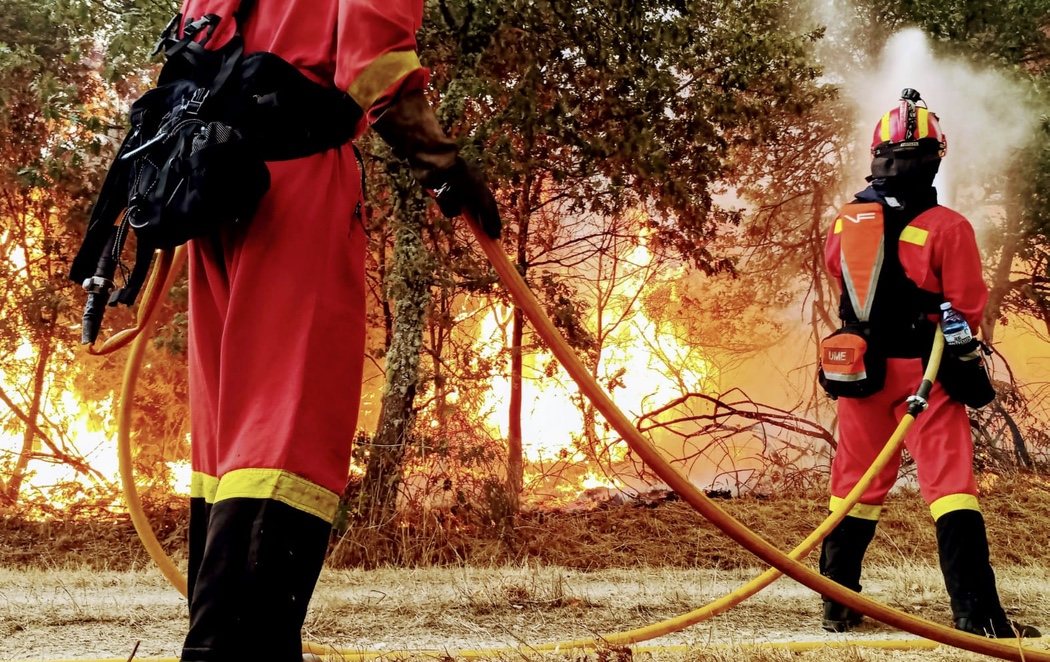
2, 212, 1046, 518
2, 213, 797, 518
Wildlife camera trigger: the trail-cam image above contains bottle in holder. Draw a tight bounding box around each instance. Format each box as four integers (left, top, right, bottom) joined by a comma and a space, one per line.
940, 302, 980, 360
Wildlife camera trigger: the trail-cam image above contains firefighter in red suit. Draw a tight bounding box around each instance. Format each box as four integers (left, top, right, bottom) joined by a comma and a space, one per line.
819, 89, 1038, 638
177, 1, 500, 659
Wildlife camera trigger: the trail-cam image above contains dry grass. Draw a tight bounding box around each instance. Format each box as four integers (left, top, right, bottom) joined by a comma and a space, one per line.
326, 476, 1050, 570
2, 463, 1047, 661
1, 564, 1046, 660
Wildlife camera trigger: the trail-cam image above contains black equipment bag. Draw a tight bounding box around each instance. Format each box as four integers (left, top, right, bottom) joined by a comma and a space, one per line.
926, 341, 997, 409
70, 4, 362, 345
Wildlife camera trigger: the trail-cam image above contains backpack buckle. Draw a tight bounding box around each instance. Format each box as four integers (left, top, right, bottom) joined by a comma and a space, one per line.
152, 13, 182, 57
185, 89, 209, 116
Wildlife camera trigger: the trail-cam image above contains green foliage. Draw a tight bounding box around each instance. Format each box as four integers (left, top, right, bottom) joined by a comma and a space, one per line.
0, 0, 188, 504
854, 0, 1050, 67
424, 0, 828, 270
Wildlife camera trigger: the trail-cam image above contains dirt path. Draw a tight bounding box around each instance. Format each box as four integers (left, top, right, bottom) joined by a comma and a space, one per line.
1, 564, 1047, 661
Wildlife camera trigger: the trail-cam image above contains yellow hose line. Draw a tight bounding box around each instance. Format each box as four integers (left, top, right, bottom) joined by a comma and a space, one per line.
116, 246, 189, 598
103, 220, 1040, 662
462, 220, 1046, 662
14, 637, 1050, 662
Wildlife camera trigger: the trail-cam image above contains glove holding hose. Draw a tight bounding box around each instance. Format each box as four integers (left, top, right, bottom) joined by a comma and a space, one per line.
371, 89, 501, 239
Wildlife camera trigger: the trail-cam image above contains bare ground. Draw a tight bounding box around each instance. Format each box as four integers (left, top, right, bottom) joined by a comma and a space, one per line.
2, 480, 1049, 660
0, 563, 1047, 662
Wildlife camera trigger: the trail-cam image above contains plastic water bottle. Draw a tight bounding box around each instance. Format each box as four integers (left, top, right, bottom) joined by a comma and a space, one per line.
940, 302, 973, 347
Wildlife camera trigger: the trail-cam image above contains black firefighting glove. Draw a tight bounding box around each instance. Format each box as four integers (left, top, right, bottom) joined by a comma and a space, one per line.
372, 89, 502, 239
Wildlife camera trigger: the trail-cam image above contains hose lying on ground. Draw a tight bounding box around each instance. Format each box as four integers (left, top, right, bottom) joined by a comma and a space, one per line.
80, 215, 1044, 662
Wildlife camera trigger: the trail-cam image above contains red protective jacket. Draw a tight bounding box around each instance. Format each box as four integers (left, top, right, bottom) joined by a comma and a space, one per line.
823, 200, 989, 521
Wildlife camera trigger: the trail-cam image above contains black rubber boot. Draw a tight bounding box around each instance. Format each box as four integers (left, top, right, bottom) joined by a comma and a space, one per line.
181, 497, 333, 661
819, 515, 878, 632
936, 509, 1041, 638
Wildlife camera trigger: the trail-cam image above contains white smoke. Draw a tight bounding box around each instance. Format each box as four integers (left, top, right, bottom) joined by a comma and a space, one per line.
854, 30, 1037, 208
808, 5, 1041, 230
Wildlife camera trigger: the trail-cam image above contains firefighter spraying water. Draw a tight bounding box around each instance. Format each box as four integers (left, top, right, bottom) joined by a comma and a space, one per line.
818, 88, 1040, 638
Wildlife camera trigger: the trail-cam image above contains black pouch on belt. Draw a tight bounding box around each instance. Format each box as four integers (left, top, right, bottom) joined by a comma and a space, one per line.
926, 341, 996, 409
69, 5, 363, 342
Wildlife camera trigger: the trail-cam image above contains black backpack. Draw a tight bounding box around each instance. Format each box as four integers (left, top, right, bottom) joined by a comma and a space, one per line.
70, 1, 362, 345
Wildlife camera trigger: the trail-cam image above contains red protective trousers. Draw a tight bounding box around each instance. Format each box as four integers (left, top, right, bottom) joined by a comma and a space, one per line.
825, 202, 989, 522
178, 1, 427, 659
185, 0, 426, 515
830, 357, 978, 520
188, 150, 367, 510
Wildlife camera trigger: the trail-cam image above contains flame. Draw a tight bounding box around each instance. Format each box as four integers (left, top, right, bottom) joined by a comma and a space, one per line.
580, 471, 620, 490
470, 229, 719, 503
0, 349, 121, 515
168, 459, 192, 496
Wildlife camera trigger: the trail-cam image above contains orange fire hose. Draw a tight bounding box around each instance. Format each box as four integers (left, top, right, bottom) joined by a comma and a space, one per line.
87, 249, 177, 357
461, 219, 1047, 661
116, 246, 190, 597
85, 216, 1044, 662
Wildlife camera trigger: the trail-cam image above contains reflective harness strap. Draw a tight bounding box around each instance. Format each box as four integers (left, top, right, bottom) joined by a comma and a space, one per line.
835, 202, 885, 323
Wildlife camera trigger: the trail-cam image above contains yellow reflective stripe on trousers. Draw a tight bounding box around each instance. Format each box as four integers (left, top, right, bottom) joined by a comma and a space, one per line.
190, 471, 219, 502
348, 50, 423, 110
930, 493, 981, 521
829, 495, 882, 521
190, 469, 340, 523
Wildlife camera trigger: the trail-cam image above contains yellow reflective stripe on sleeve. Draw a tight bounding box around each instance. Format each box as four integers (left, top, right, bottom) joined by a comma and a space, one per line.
900, 226, 929, 246
348, 50, 423, 110
834, 218, 843, 234
829, 495, 883, 521
880, 112, 892, 142
930, 493, 981, 521
917, 108, 930, 139
190, 471, 219, 502
214, 468, 340, 523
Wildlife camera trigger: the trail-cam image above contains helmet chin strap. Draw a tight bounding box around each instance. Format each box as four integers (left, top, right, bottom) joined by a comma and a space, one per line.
871, 152, 940, 182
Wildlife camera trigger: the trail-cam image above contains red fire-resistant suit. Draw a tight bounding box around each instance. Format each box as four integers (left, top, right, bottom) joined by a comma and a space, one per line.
824, 201, 988, 521
179, 1, 429, 659
818, 88, 1037, 638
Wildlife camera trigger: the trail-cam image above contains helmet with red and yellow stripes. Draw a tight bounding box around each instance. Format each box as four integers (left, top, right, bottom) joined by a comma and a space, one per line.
870, 88, 947, 159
